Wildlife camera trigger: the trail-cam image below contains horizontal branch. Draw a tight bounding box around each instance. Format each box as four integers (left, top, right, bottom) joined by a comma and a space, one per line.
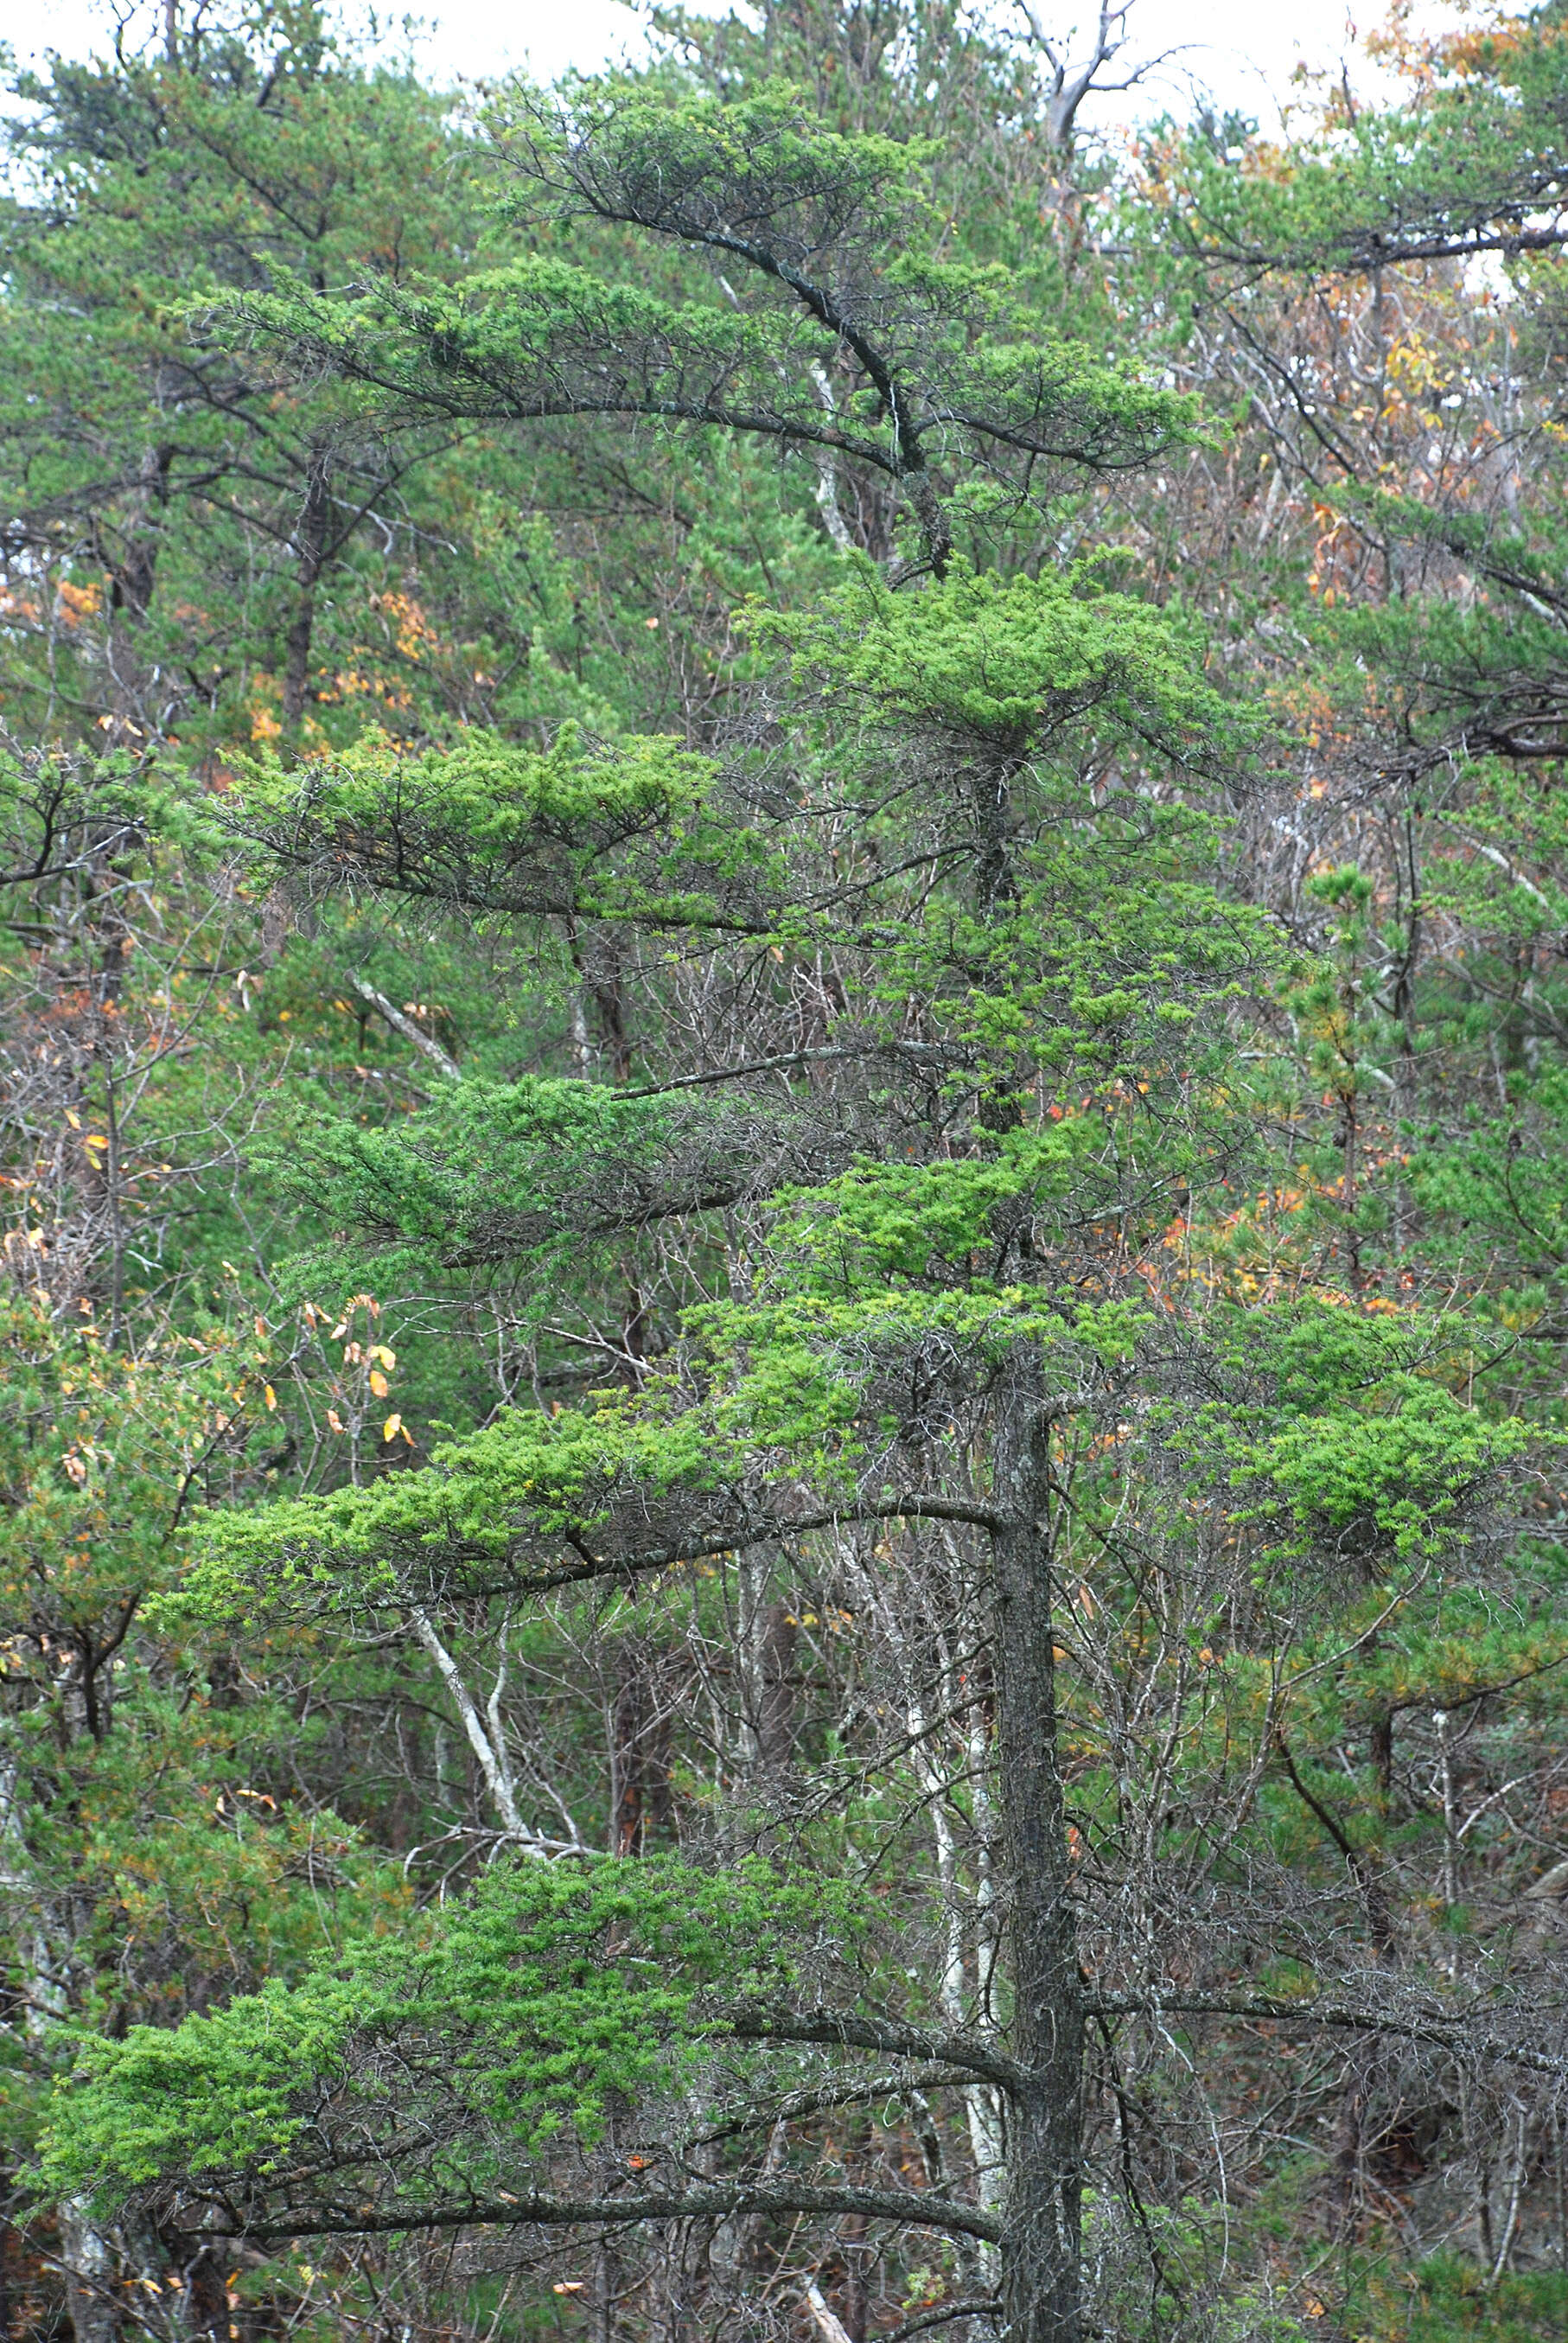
1193, 220, 1568, 278
880, 2301, 1003, 2343
243, 2178, 1002, 2247
728, 2001, 1028, 2091
420, 1496, 1006, 1608
621, 1041, 951, 1100
1089, 1990, 1568, 2078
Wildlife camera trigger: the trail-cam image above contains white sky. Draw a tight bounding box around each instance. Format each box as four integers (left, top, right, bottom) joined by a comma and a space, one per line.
3, 0, 1463, 131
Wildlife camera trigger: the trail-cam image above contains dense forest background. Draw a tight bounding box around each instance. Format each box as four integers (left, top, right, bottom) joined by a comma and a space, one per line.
3, 3, 1568, 2339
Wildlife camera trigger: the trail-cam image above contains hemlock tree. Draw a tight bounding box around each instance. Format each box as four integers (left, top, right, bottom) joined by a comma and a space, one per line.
16, 17, 1568, 2343
36, 565, 1548, 2343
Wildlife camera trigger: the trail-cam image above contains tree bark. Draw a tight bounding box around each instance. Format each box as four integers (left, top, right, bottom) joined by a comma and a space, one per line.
3, 1738, 128, 2341
990, 1355, 1082, 2343
283, 451, 331, 730
99, 442, 172, 746
59, 2199, 119, 2343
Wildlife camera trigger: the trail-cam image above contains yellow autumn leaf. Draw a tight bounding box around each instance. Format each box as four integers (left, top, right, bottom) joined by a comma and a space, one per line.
383, 1413, 402, 1441
369, 1369, 390, 1398
369, 1344, 396, 1369
327, 1409, 345, 1433
264, 1384, 277, 1410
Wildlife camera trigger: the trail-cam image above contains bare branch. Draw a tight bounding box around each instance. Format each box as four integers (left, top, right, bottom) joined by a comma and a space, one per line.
346, 974, 460, 1081
1088, 1991, 1568, 2078
241, 2178, 1004, 2247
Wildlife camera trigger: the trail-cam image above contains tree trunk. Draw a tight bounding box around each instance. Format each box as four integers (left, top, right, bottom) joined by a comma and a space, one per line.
990, 1357, 1082, 2343
99, 442, 172, 746
3, 1749, 126, 2341
612, 1648, 673, 1855
283, 450, 331, 730
60, 2199, 119, 2343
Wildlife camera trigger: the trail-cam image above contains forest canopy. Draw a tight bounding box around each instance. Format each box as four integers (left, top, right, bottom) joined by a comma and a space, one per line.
2, 5, 1568, 2342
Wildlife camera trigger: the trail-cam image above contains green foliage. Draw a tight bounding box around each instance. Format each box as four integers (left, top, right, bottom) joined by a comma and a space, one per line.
0, 1287, 242, 1657
0, 1292, 389, 2153
1230, 1374, 1532, 1564
182, 1384, 726, 1619
753, 559, 1240, 767
258, 1073, 744, 1293
211, 724, 768, 928
0, 0, 500, 749
1191, 1300, 1539, 1562
41, 1853, 853, 2200
1346, 2254, 1568, 2343
1167, 16, 1568, 273
9, 7, 1568, 2336
504, 79, 934, 244
218, 77, 1196, 574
